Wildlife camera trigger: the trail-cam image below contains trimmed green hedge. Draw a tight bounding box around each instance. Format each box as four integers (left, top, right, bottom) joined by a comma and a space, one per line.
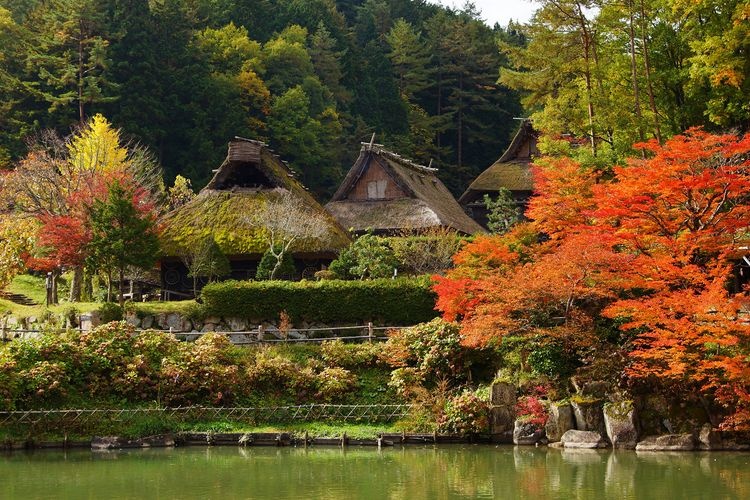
201, 278, 439, 325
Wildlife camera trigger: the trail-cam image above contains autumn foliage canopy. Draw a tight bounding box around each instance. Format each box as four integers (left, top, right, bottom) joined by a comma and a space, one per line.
434, 129, 750, 428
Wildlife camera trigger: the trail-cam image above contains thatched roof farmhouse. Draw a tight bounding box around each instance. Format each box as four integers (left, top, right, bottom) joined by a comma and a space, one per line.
325, 142, 485, 235
459, 120, 539, 228
160, 138, 350, 294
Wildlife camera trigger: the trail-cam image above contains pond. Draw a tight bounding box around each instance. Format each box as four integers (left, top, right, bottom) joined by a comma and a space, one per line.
3, 445, 749, 499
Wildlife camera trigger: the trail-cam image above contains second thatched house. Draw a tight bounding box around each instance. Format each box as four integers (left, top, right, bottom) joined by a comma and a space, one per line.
159, 138, 350, 296
325, 143, 485, 235
458, 120, 539, 228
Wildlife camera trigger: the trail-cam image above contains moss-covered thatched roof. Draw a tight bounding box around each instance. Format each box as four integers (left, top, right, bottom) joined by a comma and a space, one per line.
458, 121, 539, 204
160, 138, 350, 257
326, 144, 485, 235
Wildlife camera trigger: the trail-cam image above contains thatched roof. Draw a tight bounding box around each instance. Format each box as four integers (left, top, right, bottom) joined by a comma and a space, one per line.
458, 121, 539, 204
326, 144, 485, 235
160, 138, 350, 257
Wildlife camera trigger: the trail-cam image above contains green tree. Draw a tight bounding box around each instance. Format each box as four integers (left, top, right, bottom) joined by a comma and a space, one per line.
386, 18, 432, 100
86, 181, 160, 306
179, 235, 230, 296
25, 0, 116, 125
330, 234, 398, 280
484, 188, 520, 234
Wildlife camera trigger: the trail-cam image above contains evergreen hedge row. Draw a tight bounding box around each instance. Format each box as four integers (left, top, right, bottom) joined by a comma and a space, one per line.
200, 278, 439, 325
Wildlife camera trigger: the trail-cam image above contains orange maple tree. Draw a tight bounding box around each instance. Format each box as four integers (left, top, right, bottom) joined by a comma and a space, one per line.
435, 129, 750, 427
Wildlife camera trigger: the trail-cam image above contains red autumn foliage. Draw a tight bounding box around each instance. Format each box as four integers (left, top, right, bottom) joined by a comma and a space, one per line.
435, 129, 750, 428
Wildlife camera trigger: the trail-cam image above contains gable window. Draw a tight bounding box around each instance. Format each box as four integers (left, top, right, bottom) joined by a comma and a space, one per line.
367, 180, 387, 199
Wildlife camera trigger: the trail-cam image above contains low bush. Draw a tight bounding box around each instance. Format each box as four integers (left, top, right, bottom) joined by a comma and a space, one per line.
315, 367, 357, 401
382, 318, 465, 384
97, 302, 123, 323
320, 340, 381, 369
438, 391, 490, 435
201, 277, 437, 325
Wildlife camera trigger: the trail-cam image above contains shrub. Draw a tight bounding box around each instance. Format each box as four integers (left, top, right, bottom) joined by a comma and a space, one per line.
438, 391, 490, 435
256, 245, 296, 280
382, 318, 465, 384
389, 228, 464, 276
201, 277, 437, 325
315, 367, 356, 401
320, 340, 381, 369
330, 234, 398, 279
245, 349, 317, 400
515, 395, 548, 427
97, 302, 123, 324
528, 341, 578, 378
0, 356, 19, 410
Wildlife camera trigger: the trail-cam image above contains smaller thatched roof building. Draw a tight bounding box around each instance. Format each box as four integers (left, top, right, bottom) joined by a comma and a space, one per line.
325, 143, 485, 235
160, 138, 350, 292
459, 120, 539, 228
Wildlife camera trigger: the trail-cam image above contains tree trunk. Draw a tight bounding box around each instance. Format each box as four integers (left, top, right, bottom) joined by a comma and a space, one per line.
69, 266, 83, 302
107, 270, 112, 303
83, 270, 93, 302
639, 0, 662, 142
575, 4, 597, 156
51, 271, 59, 305
628, 0, 645, 145
119, 267, 125, 307
78, 22, 85, 125
457, 73, 463, 171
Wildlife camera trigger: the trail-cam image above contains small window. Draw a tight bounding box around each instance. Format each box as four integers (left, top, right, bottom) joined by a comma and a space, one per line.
367, 180, 387, 199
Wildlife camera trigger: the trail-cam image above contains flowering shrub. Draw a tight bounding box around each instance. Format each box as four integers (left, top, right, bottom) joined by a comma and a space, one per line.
438, 391, 490, 435
515, 395, 548, 427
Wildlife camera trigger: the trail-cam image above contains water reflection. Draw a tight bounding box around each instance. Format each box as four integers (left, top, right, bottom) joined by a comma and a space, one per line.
2, 445, 750, 499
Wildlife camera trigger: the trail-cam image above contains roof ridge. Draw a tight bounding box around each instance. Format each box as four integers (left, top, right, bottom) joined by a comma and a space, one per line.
360, 143, 438, 174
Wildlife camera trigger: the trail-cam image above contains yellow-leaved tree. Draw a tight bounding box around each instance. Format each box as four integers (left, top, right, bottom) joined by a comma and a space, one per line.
0, 215, 37, 290
67, 114, 128, 174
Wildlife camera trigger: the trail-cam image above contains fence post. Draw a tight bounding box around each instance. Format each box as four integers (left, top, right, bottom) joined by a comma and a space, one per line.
257, 324, 264, 342
367, 322, 373, 343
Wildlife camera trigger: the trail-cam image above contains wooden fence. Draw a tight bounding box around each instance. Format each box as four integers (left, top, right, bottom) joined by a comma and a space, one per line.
0, 405, 415, 437
0, 323, 411, 344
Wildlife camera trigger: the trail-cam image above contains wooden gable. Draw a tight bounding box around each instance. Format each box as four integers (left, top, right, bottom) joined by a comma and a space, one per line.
344, 156, 408, 201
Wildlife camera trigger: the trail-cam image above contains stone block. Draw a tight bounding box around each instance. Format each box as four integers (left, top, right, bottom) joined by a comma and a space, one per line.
546, 402, 575, 443
491, 382, 517, 407
698, 424, 722, 451
604, 400, 639, 449
513, 419, 546, 445
572, 399, 607, 436
561, 430, 608, 449
635, 434, 695, 452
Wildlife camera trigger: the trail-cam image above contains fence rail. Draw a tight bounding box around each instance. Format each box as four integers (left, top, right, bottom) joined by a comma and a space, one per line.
0, 405, 415, 436
1, 323, 411, 344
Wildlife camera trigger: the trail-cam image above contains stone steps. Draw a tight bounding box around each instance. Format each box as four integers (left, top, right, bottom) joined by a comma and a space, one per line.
0, 291, 38, 306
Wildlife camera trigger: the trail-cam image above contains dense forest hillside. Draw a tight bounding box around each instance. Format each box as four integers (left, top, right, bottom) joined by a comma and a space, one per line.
1, 0, 748, 198
0, 0, 523, 197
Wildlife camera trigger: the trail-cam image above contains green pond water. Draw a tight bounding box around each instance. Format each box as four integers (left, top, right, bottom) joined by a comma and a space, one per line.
2, 445, 749, 500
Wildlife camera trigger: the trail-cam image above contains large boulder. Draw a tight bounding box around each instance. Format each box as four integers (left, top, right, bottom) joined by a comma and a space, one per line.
513, 419, 546, 445
697, 424, 723, 451
560, 430, 608, 449
635, 434, 695, 452
227, 317, 248, 332
490, 381, 516, 441
603, 400, 639, 449
491, 382, 517, 406
572, 399, 607, 436
546, 402, 575, 443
